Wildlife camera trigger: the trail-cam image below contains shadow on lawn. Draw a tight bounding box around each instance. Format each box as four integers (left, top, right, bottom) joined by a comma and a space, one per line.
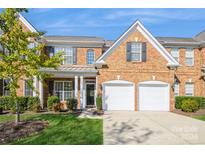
10, 114, 103, 145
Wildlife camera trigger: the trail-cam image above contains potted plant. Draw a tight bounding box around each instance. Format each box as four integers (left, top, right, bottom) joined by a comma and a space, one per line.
67, 98, 77, 112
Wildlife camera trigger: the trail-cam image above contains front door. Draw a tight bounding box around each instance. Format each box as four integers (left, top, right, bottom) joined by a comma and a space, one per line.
86, 84, 95, 107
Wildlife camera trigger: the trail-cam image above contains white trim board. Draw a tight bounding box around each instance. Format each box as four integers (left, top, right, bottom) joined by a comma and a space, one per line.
96, 20, 179, 67
18, 13, 37, 32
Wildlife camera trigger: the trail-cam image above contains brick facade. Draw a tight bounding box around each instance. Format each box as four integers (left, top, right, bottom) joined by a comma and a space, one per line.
76, 47, 102, 65
97, 29, 176, 111
166, 47, 205, 97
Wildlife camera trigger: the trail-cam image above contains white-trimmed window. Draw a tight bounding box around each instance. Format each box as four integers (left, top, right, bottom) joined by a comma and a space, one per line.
185, 83, 194, 96
3, 79, 10, 96
171, 48, 179, 62
127, 42, 146, 62
55, 47, 76, 64
87, 49, 95, 64
24, 80, 33, 96
54, 81, 73, 101
185, 48, 194, 66
28, 42, 35, 49
174, 82, 179, 96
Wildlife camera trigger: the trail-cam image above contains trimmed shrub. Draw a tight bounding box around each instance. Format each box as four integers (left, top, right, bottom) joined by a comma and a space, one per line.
181, 99, 199, 112
8, 97, 26, 113
67, 98, 77, 111
0, 107, 2, 114
96, 96, 102, 111
0, 100, 3, 114
28, 96, 41, 112
175, 96, 205, 109
0, 96, 41, 113
47, 96, 60, 111
0, 96, 14, 110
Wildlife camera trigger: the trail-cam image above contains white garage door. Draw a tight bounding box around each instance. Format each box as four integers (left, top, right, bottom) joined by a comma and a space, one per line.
139, 81, 169, 111
103, 80, 134, 111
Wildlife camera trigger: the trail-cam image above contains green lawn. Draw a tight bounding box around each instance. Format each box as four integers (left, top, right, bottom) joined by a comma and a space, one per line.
0, 113, 103, 145
193, 115, 205, 121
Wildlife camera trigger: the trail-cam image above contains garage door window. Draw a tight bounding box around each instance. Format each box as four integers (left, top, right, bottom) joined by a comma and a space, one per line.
185, 83, 194, 96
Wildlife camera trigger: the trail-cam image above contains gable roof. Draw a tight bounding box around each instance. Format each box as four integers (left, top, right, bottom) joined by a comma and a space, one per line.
96, 20, 179, 67
18, 13, 37, 32
194, 29, 205, 42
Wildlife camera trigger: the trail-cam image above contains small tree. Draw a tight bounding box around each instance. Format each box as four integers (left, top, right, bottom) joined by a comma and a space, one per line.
0, 9, 63, 124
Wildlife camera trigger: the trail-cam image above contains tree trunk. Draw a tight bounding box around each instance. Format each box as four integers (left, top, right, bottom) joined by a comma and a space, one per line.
15, 100, 20, 124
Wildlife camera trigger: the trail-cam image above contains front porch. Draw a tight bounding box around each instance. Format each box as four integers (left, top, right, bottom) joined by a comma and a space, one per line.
38, 65, 98, 109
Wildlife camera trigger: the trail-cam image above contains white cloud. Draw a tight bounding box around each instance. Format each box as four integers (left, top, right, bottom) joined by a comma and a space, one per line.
104, 9, 205, 22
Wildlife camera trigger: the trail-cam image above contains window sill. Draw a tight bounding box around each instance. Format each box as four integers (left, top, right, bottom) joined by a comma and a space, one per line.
185, 65, 194, 67
127, 61, 143, 63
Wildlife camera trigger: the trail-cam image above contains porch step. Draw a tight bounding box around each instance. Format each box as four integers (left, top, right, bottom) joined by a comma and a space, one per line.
85, 107, 97, 112
86, 105, 96, 109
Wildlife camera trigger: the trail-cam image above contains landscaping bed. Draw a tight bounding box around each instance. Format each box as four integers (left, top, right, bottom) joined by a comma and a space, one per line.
0, 120, 48, 144
173, 108, 205, 117
0, 113, 103, 145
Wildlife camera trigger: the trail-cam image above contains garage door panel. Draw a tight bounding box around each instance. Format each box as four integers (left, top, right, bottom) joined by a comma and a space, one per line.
104, 84, 134, 111
139, 83, 169, 111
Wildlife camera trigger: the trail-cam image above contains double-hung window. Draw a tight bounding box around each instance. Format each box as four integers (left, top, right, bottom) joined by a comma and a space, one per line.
185, 83, 194, 96
171, 48, 179, 62
24, 80, 33, 96
54, 81, 73, 101
127, 42, 146, 62
87, 49, 95, 64
185, 48, 194, 66
55, 47, 76, 64
174, 82, 179, 97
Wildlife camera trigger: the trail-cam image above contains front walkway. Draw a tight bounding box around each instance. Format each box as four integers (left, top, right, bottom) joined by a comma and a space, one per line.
103, 111, 205, 144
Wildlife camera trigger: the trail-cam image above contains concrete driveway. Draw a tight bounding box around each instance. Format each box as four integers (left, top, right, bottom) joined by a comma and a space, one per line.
103, 111, 205, 144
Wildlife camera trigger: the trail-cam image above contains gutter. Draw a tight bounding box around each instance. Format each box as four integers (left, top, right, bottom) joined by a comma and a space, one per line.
160, 41, 201, 46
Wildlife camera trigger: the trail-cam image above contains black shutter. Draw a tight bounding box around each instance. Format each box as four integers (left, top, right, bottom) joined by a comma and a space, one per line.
141, 43, 147, 62
73, 48, 77, 64
45, 46, 55, 57
48, 80, 54, 96
0, 79, 3, 96
126, 42, 131, 61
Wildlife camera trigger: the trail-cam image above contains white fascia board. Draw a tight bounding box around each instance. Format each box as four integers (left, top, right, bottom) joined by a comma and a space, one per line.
136, 21, 179, 66
96, 20, 179, 67
96, 20, 139, 63
94, 60, 105, 68
18, 13, 37, 33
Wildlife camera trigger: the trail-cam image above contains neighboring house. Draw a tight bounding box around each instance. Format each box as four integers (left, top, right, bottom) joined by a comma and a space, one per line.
0, 14, 205, 111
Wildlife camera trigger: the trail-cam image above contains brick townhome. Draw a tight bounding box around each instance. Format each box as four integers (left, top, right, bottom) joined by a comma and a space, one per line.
0, 14, 205, 111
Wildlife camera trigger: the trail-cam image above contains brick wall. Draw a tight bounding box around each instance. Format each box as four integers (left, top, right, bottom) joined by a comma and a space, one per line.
97, 29, 176, 111
166, 47, 205, 97
76, 47, 102, 65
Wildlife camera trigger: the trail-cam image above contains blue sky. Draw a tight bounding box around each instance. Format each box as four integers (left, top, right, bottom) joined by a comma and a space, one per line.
5, 9, 205, 40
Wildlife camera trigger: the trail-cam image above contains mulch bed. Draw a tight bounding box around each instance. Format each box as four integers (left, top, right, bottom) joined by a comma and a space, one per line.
0, 120, 48, 144
173, 109, 205, 117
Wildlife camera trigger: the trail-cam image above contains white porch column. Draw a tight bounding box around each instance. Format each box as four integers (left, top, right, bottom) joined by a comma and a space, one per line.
95, 76, 98, 106
33, 76, 37, 96
39, 80, 44, 108
80, 76, 84, 109
74, 76, 78, 99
